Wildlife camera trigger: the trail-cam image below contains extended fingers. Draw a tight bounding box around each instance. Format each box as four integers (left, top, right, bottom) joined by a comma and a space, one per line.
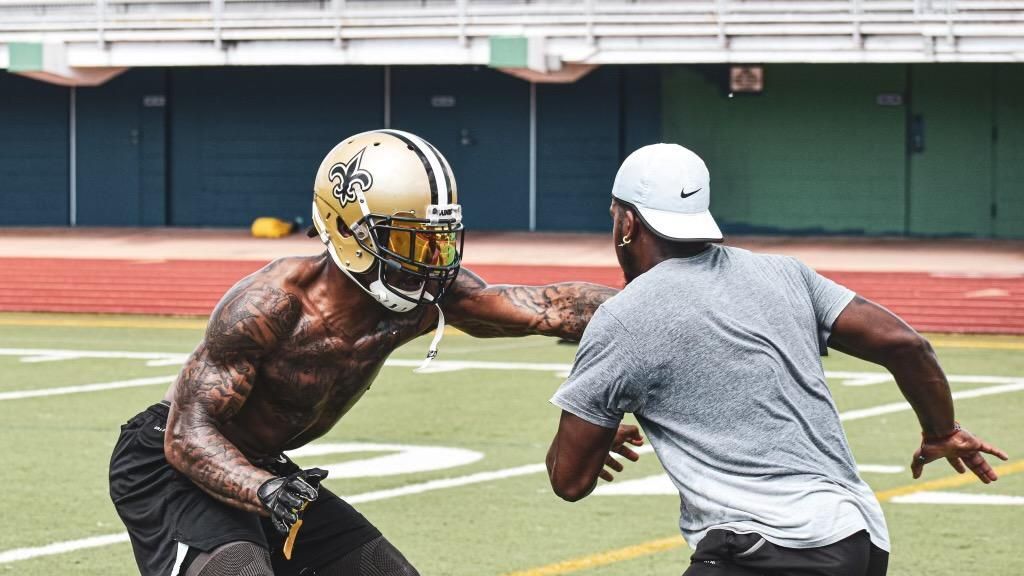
615, 445, 640, 462
946, 455, 967, 474
624, 428, 644, 445
599, 469, 614, 482
978, 442, 1009, 461
605, 454, 624, 473
964, 452, 998, 483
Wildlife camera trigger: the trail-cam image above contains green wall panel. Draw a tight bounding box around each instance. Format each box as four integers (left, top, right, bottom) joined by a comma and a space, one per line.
908, 64, 994, 237
8, 43, 43, 72
488, 37, 528, 68
994, 64, 1024, 239
663, 65, 907, 235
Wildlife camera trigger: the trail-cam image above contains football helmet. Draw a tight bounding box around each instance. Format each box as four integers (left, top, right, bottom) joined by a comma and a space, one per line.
310, 129, 464, 313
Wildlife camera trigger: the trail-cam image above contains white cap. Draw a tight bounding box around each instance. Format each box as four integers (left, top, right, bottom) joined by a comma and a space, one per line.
611, 143, 723, 242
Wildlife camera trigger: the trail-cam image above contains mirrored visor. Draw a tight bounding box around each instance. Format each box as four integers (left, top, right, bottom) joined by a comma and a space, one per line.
386, 227, 458, 269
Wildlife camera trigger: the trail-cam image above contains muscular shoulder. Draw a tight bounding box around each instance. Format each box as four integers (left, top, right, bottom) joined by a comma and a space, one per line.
205, 258, 308, 359
446, 267, 486, 300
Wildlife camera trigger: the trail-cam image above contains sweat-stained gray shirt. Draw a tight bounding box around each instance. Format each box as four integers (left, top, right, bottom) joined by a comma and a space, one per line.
551, 245, 890, 552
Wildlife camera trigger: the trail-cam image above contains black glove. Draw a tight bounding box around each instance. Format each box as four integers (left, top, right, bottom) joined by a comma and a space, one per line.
257, 468, 328, 535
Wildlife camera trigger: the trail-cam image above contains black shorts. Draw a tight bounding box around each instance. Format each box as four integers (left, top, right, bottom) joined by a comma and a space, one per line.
109, 402, 381, 576
683, 529, 888, 576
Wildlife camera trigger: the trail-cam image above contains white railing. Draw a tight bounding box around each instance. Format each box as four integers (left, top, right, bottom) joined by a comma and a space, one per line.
1, 0, 1023, 64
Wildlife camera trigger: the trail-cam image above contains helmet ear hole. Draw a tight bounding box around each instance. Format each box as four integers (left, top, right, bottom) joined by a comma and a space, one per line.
336, 216, 353, 239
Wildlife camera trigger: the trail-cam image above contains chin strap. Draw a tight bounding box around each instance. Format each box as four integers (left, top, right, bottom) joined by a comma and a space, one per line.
414, 303, 445, 373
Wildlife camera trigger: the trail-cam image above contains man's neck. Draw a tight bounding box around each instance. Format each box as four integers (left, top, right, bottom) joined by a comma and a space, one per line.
319, 254, 390, 319
624, 241, 713, 283
646, 241, 712, 269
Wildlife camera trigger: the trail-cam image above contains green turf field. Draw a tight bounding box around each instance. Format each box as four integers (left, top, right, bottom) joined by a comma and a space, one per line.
1, 313, 1022, 576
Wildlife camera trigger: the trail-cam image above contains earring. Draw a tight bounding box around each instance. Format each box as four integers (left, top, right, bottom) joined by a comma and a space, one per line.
617, 235, 631, 247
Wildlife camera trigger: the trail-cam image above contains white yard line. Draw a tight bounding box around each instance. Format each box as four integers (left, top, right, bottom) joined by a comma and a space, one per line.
346, 463, 547, 504
827, 371, 1024, 387
385, 358, 573, 373
0, 375, 176, 401
840, 382, 1024, 422
0, 533, 131, 563
0, 348, 187, 364
427, 339, 557, 356
857, 464, 905, 474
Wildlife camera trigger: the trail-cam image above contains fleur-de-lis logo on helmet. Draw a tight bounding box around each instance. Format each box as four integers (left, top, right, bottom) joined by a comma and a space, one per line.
328, 147, 374, 208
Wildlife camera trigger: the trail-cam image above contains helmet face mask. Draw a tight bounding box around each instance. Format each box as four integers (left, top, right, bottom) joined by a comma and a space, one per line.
356, 211, 465, 307
310, 130, 464, 312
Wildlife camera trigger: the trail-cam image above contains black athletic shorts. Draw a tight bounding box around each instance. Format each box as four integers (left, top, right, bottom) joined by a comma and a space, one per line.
109, 402, 381, 576
683, 529, 888, 576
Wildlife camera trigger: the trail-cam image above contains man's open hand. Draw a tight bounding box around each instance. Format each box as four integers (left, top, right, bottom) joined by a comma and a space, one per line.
911, 426, 1008, 483
258, 468, 329, 535
599, 425, 644, 482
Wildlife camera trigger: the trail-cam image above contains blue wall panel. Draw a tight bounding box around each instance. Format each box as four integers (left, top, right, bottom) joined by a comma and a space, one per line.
169, 66, 384, 227
0, 73, 69, 225
77, 69, 167, 226
536, 67, 620, 231
622, 66, 662, 157
391, 66, 530, 231
536, 66, 661, 232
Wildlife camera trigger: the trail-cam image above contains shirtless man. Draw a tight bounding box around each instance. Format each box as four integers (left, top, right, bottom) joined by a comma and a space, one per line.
108, 130, 617, 576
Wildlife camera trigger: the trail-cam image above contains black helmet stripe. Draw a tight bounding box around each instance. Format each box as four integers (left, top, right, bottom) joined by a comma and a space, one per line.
425, 141, 454, 204
379, 129, 444, 206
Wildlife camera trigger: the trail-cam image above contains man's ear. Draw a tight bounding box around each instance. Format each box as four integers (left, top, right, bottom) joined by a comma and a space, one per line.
621, 205, 639, 240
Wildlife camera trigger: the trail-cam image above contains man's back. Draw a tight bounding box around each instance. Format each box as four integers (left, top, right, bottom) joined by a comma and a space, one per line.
553, 245, 889, 552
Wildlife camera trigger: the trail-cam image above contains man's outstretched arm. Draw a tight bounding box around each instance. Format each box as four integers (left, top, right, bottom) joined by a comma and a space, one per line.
829, 296, 1008, 482
165, 283, 301, 513
442, 267, 618, 341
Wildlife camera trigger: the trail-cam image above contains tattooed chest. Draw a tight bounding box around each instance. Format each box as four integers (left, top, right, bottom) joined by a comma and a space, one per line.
232, 318, 426, 449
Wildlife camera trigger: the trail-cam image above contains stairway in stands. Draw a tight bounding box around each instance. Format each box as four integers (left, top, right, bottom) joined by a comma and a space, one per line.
0, 258, 1021, 334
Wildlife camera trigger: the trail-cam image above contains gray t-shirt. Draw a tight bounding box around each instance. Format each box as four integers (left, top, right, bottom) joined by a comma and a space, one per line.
551, 245, 889, 552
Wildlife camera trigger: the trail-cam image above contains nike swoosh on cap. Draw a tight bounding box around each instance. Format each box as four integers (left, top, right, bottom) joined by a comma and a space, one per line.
680, 187, 702, 199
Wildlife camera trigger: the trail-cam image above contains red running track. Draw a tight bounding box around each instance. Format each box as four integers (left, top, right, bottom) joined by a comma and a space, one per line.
0, 258, 1022, 334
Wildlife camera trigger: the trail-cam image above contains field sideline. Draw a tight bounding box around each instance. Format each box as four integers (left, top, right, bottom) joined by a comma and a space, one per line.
0, 313, 1021, 575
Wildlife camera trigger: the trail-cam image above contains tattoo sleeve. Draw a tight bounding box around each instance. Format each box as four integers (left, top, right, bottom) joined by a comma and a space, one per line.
165, 282, 301, 513
444, 268, 617, 341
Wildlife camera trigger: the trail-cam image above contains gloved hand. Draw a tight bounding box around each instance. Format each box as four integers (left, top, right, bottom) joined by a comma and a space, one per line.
257, 468, 328, 535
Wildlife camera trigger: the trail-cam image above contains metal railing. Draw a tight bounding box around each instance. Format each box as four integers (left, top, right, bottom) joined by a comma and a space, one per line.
1, 1, 1022, 61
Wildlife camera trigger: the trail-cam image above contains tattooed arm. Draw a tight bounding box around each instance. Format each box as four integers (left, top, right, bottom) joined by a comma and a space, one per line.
442, 268, 618, 341
165, 282, 302, 513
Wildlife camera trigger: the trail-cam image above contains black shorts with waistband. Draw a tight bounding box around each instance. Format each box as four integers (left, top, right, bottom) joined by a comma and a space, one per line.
108, 402, 381, 576
683, 529, 888, 576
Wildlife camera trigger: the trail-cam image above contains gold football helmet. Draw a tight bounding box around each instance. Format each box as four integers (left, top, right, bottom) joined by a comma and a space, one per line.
310, 130, 464, 313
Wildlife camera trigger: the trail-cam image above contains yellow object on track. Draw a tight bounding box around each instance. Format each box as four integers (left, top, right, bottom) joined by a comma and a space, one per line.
251, 217, 295, 238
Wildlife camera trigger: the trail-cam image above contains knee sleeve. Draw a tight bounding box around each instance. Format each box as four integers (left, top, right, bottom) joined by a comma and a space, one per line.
314, 536, 419, 576
183, 541, 274, 576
